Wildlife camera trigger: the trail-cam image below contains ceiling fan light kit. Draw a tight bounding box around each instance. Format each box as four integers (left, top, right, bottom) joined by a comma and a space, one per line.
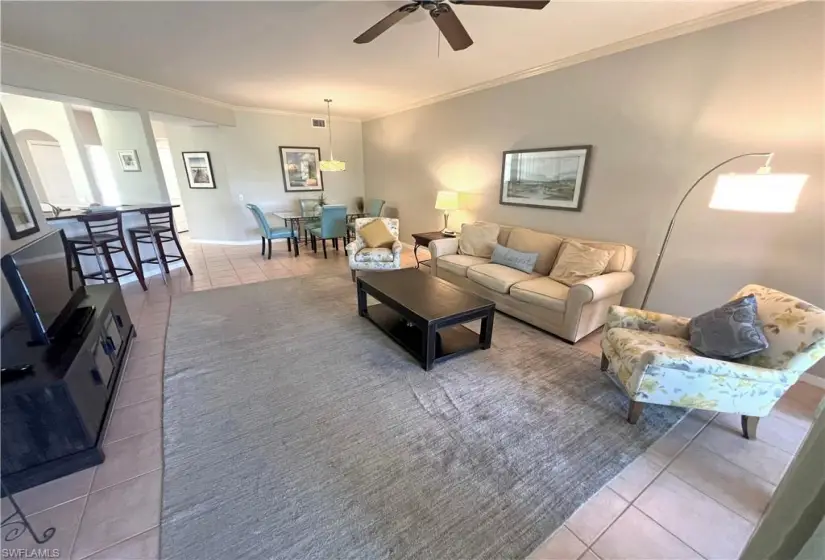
353, 0, 551, 52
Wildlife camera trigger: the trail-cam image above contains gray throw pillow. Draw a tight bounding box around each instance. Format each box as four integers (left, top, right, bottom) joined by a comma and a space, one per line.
490, 244, 538, 274
688, 294, 769, 360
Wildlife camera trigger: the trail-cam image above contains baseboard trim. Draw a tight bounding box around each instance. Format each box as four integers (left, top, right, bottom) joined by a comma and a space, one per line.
800, 373, 825, 390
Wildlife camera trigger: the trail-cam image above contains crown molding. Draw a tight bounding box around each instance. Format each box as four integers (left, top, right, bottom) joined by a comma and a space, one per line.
1, 43, 236, 110
364, 0, 802, 121
1, 43, 361, 122
232, 105, 362, 123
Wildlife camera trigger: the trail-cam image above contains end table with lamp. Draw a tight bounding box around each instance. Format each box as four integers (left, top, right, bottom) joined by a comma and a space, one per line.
412, 231, 454, 269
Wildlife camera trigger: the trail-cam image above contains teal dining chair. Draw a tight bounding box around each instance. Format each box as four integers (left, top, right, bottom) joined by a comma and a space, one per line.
366, 198, 386, 217
299, 198, 321, 245
309, 204, 348, 259
245, 203, 298, 259
347, 198, 386, 242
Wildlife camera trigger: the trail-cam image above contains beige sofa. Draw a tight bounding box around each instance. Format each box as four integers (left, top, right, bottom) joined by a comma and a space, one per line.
428, 225, 637, 343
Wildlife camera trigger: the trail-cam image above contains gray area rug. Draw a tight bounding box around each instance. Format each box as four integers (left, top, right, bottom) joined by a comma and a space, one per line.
161, 273, 686, 560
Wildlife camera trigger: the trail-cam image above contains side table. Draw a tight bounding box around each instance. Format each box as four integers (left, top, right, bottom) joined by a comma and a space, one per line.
411, 231, 454, 269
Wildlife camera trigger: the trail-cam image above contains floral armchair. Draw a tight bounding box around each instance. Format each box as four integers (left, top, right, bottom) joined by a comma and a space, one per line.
345, 217, 402, 281
600, 285, 825, 439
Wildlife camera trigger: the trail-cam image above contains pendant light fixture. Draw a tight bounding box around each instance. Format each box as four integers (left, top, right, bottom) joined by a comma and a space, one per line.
319, 98, 346, 172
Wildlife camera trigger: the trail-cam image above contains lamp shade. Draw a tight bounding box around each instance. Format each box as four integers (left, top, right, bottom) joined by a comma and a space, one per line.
709, 173, 807, 213
435, 191, 459, 211
319, 159, 346, 172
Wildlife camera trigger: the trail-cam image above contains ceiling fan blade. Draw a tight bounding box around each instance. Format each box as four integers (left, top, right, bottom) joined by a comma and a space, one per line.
450, 0, 551, 9
354, 3, 420, 44
430, 5, 473, 51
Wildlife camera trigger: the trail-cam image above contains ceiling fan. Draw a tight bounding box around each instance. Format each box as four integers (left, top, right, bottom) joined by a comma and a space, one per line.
353, 1, 551, 52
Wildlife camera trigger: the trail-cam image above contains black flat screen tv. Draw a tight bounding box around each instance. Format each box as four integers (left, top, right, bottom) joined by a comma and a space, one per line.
1, 230, 81, 345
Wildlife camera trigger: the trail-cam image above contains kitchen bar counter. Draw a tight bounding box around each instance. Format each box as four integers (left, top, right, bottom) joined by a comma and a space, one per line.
47, 203, 185, 286
45, 203, 180, 222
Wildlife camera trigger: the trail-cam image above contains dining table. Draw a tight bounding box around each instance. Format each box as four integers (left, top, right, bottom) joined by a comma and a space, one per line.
271, 209, 368, 248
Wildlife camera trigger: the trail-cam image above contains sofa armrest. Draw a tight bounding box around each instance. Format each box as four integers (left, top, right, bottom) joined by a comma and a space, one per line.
569, 272, 635, 306
605, 305, 690, 339
428, 237, 459, 259
428, 237, 459, 275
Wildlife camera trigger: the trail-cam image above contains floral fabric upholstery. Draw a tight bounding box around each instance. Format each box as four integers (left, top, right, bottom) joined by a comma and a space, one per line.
732, 284, 825, 372
347, 217, 401, 272
601, 285, 825, 417
354, 248, 394, 263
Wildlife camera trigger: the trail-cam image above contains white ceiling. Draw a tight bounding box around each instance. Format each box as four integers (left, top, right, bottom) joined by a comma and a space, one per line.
1, 1, 761, 119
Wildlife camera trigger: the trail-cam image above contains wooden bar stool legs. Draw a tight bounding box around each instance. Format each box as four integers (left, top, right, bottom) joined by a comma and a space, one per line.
128, 207, 194, 285
64, 212, 148, 291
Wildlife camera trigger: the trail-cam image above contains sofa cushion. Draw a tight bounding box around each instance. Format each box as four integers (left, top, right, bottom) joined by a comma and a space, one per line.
490, 244, 538, 274
510, 277, 569, 312
506, 227, 564, 275
437, 254, 490, 277
570, 239, 636, 273
549, 241, 614, 286
467, 263, 538, 294
359, 219, 395, 248
354, 247, 394, 263
458, 222, 500, 258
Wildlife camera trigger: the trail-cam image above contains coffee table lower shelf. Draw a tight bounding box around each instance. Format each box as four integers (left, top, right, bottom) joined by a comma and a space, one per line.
364, 304, 482, 368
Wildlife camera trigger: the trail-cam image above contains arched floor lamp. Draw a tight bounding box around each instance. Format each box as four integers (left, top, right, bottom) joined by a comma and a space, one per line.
641, 152, 808, 309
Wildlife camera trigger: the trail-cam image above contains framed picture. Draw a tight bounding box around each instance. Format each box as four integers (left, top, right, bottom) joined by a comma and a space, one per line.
117, 150, 141, 172
279, 146, 323, 192
182, 151, 216, 189
1, 130, 40, 240
499, 145, 592, 211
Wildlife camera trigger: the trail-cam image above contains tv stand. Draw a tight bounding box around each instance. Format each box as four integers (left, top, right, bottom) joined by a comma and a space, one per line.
1, 284, 135, 494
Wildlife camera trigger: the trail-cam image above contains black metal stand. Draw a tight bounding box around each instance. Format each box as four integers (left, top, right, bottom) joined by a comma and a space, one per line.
1, 482, 55, 544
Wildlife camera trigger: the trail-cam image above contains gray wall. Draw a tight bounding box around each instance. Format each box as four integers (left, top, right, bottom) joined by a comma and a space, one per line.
165, 110, 365, 242
363, 2, 824, 321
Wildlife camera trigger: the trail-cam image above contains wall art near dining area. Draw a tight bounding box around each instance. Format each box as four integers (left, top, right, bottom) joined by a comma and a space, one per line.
499, 145, 592, 211
182, 151, 217, 189
117, 149, 141, 172
279, 146, 324, 192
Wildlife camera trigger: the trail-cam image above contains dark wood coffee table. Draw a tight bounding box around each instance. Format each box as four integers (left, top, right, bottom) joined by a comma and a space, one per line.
356, 269, 495, 370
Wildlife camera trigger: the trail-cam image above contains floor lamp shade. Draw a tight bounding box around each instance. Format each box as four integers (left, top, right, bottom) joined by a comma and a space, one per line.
710, 173, 808, 213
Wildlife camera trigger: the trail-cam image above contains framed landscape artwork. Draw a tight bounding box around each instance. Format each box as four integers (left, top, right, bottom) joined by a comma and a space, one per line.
1, 130, 39, 240
499, 145, 592, 211
279, 146, 324, 192
117, 150, 141, 172
182, 152, 216, 189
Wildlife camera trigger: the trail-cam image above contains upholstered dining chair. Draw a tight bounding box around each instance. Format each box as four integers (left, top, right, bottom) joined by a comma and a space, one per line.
299, 198, 320, 245
309, 204, 348, 259
245, 204, 297, 259
346, 217, 401, 282
600, 284, 825, 440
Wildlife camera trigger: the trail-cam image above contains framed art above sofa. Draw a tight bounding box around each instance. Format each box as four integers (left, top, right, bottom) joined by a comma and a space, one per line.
499, 145, 592, 211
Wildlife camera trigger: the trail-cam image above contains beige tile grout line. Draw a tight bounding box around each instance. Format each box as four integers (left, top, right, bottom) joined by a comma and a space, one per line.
75, 525, 160, 560
574, 413, 716, 559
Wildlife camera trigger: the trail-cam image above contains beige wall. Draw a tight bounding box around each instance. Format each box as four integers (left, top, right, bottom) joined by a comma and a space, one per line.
363, 3, 824, 320
163, 110, 365, 243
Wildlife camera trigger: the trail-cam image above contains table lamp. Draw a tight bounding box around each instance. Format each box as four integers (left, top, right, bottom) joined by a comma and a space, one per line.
435, 191, 458, 236
641, 152, 807, 309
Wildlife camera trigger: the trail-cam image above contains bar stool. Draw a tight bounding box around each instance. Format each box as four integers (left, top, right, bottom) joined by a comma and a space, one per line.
128, 206, 193, 281
64, 212, 148, 291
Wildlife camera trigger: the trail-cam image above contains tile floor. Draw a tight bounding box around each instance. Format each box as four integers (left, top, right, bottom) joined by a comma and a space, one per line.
2, 235, 823, 559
